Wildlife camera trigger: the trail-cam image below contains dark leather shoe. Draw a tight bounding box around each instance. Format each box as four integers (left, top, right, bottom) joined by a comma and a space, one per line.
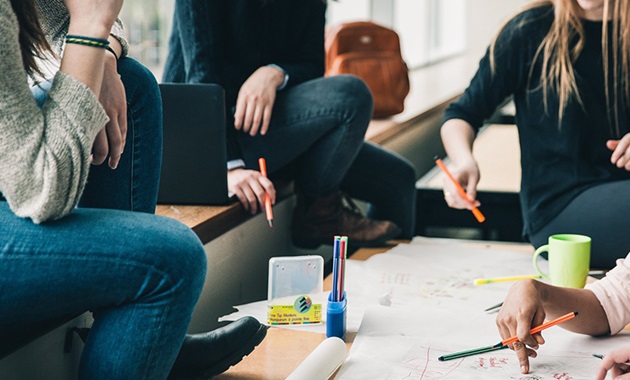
168, 317, 268, 380
292, 191, 401, 249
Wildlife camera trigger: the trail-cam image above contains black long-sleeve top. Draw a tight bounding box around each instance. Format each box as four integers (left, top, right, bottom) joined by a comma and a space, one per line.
443, 5, 630, 238
163, 0, 326, 161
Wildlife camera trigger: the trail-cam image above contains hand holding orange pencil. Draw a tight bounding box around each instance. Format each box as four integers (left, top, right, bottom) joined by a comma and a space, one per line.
501, 311, 578, 346
438, 311, 578, 362
435, 157, 485, 223
258, 158, 274, 228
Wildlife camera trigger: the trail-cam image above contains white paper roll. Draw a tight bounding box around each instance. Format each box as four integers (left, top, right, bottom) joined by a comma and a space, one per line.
286, 337, 347, 380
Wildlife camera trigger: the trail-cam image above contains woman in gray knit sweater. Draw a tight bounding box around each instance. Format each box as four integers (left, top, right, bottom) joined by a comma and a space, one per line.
0, 0, 265, 379
33, 0, 164, 214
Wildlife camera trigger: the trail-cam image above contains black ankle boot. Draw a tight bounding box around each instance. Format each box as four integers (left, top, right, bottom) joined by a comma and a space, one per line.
292, 191, 401, 249
167, 317, 268, 380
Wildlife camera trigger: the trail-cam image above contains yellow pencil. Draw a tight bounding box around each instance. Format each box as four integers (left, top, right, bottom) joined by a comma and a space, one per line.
473, 274, 542, 285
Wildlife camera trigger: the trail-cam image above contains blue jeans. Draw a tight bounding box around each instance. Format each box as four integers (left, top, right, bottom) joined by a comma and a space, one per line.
30, 57, 163, 213
0, 59, 206, 379
236, 76, 417, 237
82, 57, 163, 213
0, 203, 206, 379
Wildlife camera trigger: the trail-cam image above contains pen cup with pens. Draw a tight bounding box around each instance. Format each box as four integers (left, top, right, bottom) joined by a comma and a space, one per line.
327, 236, 347, 339
327, 291, 347, 339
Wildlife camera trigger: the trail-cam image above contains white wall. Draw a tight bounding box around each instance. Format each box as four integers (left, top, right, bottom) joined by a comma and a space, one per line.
328, 0, 525, 68
465, 0, 526, 59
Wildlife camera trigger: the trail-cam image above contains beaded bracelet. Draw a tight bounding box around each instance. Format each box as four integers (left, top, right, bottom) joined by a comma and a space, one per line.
65, 34, 110, 49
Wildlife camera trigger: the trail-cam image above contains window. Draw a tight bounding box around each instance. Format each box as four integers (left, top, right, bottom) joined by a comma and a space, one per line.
327, 0, 467, 69
425, 0, 466, 63
119, 0, 467, 77
119, 0, 174, 78
327, 0, 371, 25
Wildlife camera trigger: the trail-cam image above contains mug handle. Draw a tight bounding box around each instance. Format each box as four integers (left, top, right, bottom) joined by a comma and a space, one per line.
533, 245, 551, 281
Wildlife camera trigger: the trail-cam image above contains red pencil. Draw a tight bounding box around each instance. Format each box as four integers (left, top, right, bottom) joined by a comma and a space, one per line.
435, 157, 485, 223
338, 237, 347, 301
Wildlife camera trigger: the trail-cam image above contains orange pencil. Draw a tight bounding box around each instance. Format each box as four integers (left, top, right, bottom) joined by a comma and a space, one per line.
501, 311, 578, 346
435, 157, 485, 223
438, 311, 578, 361
258, 157, 274, 228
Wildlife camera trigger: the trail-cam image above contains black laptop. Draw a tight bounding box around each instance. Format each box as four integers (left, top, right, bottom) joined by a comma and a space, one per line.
158, 83, 231, 205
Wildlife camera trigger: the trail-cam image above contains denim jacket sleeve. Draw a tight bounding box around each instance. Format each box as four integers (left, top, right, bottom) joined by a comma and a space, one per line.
271, 0, 326, 87
163, 1, 237, 158
164, 0, 325, 162
166, 0, 226, 85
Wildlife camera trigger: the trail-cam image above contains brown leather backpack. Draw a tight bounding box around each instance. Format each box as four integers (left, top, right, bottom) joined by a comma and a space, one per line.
325, 21, 410, 118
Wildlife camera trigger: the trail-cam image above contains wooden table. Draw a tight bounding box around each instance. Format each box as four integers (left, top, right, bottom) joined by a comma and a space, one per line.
215, 242, 532, 379
214, 238, 628, 379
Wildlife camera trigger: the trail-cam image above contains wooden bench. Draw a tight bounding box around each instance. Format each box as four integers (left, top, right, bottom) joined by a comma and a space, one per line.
155, 54, 480, 243
1, 95, 438, 365
0, 53, 480, 371
154, 102, 456, 244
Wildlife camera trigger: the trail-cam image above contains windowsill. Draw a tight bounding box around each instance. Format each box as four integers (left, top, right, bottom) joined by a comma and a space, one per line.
366, 52, 480, 144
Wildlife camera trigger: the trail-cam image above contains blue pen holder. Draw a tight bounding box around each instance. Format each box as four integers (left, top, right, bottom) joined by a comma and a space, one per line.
326, 291, 347, 339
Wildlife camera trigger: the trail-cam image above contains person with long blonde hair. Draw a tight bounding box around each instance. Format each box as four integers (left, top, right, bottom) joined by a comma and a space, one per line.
441, 0, 630, 376
441, 0, 630, 270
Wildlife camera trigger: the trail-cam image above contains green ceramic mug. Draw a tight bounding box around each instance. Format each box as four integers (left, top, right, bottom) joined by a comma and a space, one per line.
533, 234, 591, 288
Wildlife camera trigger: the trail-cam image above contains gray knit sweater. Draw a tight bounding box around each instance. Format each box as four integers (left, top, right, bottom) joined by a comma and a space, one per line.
35, 0, 129, 57
0, 0, 109, 223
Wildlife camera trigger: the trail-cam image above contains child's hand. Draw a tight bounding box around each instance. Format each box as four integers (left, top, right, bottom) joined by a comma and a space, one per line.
595, 346, 630, 380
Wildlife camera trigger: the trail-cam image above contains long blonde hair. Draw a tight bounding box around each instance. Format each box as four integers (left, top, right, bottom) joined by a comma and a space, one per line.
490, 0, 630, 136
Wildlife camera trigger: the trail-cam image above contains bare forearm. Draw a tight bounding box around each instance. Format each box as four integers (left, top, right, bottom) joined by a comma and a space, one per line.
440, 119, 476, 164
60, 22, 111, 95
35, 0, 129, 57
535, 280, 610, 336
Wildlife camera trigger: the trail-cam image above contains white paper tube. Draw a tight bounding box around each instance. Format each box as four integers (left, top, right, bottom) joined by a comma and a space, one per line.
286, 337, 347, 380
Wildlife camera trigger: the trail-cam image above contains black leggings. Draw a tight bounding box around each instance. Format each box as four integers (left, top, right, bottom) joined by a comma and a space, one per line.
530, 180, 630, 270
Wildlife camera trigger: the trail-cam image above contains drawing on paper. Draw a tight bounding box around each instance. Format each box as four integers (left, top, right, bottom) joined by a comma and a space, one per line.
375, 270, 481, 302
337, 339, 596, 380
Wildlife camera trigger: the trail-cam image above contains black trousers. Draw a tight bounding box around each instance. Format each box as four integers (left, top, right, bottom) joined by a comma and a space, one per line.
530, 179, 630, 269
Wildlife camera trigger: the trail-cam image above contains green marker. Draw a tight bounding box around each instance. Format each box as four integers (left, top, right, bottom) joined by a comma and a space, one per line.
438, 344, 508, 361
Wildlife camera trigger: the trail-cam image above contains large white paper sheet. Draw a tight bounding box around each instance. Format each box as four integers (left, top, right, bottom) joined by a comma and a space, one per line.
221, 237, 543, 331
220, 237, 627, 378
345, 237, 545, 312
337, 305, 630, 380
